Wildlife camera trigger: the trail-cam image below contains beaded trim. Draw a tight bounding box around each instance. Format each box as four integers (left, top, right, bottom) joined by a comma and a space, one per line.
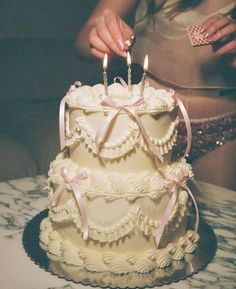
177, 112, 236, 162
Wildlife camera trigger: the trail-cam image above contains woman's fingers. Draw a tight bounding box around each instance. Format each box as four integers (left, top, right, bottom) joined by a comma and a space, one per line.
217, 45, 236, 68
93, 12, 126, 57
201, 16, 228, 37
201, 15, 236, 41
201, 14, 236, 67
103, 9, 134, 53
211, 23, 236, 42
121, 20, 135, 44
104, 9, 125, 51
93, 17, 123, 56
214, 39, 236, 56
88, 9, 135, 59
89, 28, 114, 56
91, 47, 108, 59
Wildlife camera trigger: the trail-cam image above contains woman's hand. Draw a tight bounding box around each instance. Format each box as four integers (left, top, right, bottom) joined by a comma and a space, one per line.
75, 0, 137, 60
201, 14, 236, 67
89, 9, 134, 59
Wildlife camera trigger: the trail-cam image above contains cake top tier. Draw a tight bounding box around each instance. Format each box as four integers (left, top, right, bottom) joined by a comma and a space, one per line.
66, 83, 176, 112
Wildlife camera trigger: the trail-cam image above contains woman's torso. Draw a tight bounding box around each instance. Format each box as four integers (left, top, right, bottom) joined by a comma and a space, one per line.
133, 0, 236, 89
132, 0, 236, 118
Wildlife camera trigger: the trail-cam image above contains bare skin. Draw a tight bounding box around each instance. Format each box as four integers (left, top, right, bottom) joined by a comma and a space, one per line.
75, 1, 236, 190
75, 0, 138, 60
75, 0, 236, 66
147, 77, 236, 191
201, 14, 236, 67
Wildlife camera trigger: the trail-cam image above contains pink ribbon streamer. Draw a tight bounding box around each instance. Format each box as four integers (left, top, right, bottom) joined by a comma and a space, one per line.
175, 95, 192, 158
95, 95, 164, 163
155, 171, 199, 248
113, 77, 128, 88
59, 83, 78, 150
50, 167, 89, 240
59, 96, 67, 150
168, 89, 192, 157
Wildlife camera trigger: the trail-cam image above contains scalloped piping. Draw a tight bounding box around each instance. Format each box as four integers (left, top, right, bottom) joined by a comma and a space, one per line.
49, 259, 188, 287
65, 84, 176, 113
48, 156, 193, 202
48, 190, 188, 243
40, 218, 199, 274
64, 115, 179, 158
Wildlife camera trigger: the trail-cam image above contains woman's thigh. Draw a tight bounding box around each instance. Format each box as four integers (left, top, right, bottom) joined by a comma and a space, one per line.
147, 76, 236, 189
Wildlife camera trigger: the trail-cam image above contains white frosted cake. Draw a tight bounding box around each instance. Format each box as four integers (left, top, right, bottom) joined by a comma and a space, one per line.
39, 81, 199, 275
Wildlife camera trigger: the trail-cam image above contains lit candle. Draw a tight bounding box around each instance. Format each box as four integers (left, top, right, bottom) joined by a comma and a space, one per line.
140, 54, 148, 97
103, 53, 108, 96
127, 51, 132, 92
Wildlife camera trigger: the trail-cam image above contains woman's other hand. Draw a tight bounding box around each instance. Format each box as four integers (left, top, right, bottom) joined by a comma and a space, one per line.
201, 14, 236, 67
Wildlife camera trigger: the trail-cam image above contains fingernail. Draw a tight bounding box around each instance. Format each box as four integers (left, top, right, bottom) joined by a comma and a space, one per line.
200, 27, 206, 33
116, 39, 125, 51
207, 38, 214, 43
203, 33, 209, 39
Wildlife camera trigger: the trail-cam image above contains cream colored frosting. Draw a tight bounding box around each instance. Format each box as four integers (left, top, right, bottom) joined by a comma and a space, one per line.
48, 189, 188, 243
40, 216, 199, 273
65, 113, 179, 159
49, 259, 187, 287
48, 153, 193, 201
40, 82, 200, 275
66, 83, 176, 111
65, 82, 178, 170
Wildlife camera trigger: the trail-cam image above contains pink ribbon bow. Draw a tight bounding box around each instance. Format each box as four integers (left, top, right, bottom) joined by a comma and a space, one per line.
50, 167, 89, 240
155, 170, 199, 248
95, 95, 164, 163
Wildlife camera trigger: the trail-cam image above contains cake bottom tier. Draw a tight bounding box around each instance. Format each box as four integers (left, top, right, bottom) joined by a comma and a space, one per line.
41, 154, 199, 274
40, 216, 199, 274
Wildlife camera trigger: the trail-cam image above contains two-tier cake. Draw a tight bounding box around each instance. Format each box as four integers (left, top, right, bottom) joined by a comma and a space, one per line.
39, 81, 199, 275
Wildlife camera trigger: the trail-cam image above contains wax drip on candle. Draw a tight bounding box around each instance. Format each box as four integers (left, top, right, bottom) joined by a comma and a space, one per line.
140, 54, 148, 97
103, 53, 108, 96
127, 51, 132, 92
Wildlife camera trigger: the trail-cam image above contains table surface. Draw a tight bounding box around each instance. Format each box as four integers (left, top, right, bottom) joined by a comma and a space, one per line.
0, 175, 235, 289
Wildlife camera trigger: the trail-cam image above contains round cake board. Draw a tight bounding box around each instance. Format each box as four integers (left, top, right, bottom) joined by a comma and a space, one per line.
22, 210, 217, 288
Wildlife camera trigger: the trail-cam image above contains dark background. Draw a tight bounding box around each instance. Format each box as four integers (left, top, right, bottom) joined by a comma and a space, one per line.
0, 0, 100, 102
0, 0, 101, 181
0, 0, 139, 181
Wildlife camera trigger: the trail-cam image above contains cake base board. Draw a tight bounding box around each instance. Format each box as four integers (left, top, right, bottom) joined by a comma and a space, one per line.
22, 209, 217, 288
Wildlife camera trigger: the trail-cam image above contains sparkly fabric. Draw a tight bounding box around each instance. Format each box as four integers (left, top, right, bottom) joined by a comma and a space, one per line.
176, 112, 236, 163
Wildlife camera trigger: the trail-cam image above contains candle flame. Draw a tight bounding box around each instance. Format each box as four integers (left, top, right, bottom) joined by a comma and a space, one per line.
144, 54, 148, 71
127, 51, 131, 66
103, 53, 108, 70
